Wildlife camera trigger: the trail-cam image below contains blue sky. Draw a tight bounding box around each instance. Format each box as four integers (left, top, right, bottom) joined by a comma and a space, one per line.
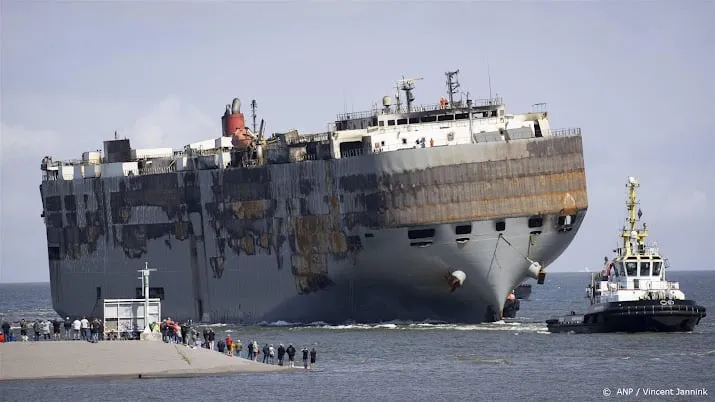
1, 1, 713, 282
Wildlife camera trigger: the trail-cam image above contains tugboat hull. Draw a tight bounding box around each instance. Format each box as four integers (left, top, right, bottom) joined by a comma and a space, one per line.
546, 300, 707, 334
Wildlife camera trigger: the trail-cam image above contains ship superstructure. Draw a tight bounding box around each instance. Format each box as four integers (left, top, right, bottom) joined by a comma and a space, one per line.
39, 70, 588, 324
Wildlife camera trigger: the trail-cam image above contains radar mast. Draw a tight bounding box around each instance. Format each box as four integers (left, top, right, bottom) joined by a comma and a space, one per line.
445, 70, 461, 108
250, 100, 258, 133
395, 76, 423, 112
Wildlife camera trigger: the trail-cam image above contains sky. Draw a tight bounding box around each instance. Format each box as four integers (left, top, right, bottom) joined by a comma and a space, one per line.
1, 1, 714, 283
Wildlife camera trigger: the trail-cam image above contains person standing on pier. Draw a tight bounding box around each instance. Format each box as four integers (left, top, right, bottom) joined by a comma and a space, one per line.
20, 319, 29, 342
247, 340, 255, 360
262, 344, 269, 363
277, 344, 286, 366
225, 335, 233, 356
301, 347, 309, 369
208, 328, 216, 350
286, 344, 296, 368
71, 318, 81, 340
63, 318, 72, 339
1, 321, 10, 339
234, 339, 242, 358
80, 317, 89, 340
32, 320, 41, 341
309, 348, 317, 369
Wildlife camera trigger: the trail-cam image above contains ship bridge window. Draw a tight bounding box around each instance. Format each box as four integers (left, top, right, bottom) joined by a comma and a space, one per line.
421, 116, 437, 123
639, 261, 651, 276
615, 262, 625, 276
388, 120, 396, 126
379, 121, 385, 127
652, 261, 663, 276
408, 228, 435, 239
397, 118, 408, 125
625, 261, 638, 276
438, 115, 455, 121
408, 117, 419, 124
455, 113, 469, 120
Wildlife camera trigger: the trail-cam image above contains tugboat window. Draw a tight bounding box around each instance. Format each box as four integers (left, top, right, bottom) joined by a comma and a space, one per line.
652, 261, 663, 276
639, 262, 651, 276
615, 262, 625, 276
625, 262, 638, 276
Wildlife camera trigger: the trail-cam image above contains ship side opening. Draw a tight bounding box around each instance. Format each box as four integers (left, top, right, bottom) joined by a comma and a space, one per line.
455, 224, 472, 235
339, 141, 364, 158
408, 228, 435, 248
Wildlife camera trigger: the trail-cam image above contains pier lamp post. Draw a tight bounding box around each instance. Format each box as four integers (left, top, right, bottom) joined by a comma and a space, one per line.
137, 262, 156, 331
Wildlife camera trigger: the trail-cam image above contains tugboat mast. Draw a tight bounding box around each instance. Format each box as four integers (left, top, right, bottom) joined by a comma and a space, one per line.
621, 177, 648, 256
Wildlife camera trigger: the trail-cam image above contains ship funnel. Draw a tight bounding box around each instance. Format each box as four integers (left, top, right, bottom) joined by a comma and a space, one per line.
231, 98, 241, 114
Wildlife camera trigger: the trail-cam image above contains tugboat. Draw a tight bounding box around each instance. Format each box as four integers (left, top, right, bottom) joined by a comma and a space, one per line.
546, 176, 707, 333
513, 282, 532, 300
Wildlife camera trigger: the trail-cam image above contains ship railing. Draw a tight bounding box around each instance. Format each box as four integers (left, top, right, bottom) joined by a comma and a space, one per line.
43, 159, 85, 168
546, 128, 581, 137
285, 132, 331, 145
139, 165, 177, 175
335, 97, 504, 121
291, 153, 321, 162
172, 148, 225, 158
339, 148, 365, 159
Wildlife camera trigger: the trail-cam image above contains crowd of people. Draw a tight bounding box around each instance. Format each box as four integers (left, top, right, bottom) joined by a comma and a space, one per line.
1, 317, 102, 343
153, 317, 318, 369
1, 317, 319, 370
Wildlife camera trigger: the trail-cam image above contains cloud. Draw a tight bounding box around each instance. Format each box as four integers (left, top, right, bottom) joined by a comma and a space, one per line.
0, 96, 216, 282
0, 122, 61, 156
121, 96, 217, 150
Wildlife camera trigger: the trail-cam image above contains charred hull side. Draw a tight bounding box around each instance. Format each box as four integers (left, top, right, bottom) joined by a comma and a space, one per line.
41, 136, 588, 324
48, 212, 585, 324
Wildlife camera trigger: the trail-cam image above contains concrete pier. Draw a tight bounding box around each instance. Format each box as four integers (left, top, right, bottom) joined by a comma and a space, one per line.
0, 341, 297, 381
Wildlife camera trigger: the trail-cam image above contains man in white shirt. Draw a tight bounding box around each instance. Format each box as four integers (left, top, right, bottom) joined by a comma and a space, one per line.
72, 318, 81, 340
80, 317, 89, 340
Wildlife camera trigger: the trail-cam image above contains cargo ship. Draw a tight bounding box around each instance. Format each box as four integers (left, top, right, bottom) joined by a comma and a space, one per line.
39, 70, 588, 324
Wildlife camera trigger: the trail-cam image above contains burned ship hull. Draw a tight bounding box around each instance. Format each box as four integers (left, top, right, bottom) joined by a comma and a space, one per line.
41, 135, 587, 324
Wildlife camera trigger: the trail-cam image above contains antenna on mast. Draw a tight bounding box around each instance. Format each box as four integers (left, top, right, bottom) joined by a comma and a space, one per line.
445, 70, 461, 108
487, 59, 493, 100
250, 100, 258, 133
396, 76, 423, 113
